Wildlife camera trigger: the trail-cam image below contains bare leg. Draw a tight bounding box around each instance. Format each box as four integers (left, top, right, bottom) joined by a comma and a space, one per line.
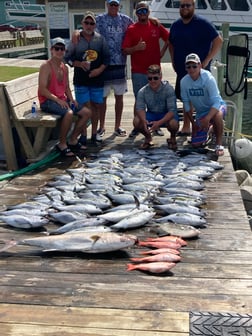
69, 106, 91, 144
98, 98, 107, 132
212, 111, 224, 146
90, 102, 101, 138
180, 107, 193, 134
114, 94, 123, 131
58, 110, 73, 149
167, 118, 179, 150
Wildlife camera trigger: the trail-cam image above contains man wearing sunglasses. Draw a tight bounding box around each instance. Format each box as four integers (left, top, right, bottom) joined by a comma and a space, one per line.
180, 53, 226, 156
133, 64, 179, 150
65, 12, 110, 147
122, 1, 169, 138
71, 0, 134, 140
38, 37, 91, 157
169, 0, 223, 137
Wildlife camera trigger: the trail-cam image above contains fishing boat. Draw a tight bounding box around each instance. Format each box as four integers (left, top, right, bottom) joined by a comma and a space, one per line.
4, 0, 46, 26
150, 0, 252, 63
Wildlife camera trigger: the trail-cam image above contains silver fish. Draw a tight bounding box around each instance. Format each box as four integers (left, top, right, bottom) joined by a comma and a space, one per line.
153, 203, 205, 216
110, 210, 155, 230
48, 217, 108, 235
0, 231, 137, 253
0, 215, 49, 229
48, 211, 87, 224
154, 213, 206, 227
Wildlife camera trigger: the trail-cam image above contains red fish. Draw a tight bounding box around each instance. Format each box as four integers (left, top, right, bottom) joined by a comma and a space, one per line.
130, 252, 181, 263
146, 236, 187, 246
140, 247, 180, 255
137, 240, 181, 250
127, 262, 176, 273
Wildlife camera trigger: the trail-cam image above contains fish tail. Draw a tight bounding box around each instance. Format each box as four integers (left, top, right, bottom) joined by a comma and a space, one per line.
126, 263, 137, 271
0, 239, 18, 252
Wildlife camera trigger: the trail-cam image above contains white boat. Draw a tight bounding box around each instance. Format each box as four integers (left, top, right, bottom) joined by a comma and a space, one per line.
4, 0, 46, 26
150, 0, 252, 62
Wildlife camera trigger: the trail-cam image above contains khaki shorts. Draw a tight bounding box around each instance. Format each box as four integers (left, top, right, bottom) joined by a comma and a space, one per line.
103, 80, 128, 97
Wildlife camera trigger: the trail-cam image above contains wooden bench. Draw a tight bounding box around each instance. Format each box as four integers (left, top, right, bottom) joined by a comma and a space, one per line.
0, 31, 17, 49
3, 72, 63, 162
20, 30, 44, 45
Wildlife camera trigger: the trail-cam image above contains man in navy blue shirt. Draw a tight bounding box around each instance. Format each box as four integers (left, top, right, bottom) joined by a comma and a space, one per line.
169, 0, 223, 136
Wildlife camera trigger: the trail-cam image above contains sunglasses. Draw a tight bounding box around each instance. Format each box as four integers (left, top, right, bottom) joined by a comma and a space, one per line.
148, 76, 160, 81
136, 8, 148, 15
180, 3, 193, 8
109, 3, 119, 6
84, 21, 95, 26
186, 64, 198, 69
54, 46, 65, 51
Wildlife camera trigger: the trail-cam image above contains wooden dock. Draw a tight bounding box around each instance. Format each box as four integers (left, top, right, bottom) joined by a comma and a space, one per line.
0, 60, 251, 335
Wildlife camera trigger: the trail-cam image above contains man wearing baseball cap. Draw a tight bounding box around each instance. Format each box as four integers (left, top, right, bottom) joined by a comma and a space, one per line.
180, 53, 226, 156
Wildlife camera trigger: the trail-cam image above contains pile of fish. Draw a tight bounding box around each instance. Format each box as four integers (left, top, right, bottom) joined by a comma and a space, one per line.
127, 236, 185, 274
0, 147, 224, 256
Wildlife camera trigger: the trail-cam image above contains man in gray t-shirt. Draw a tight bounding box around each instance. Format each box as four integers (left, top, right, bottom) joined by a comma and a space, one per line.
134, 64, 179, 150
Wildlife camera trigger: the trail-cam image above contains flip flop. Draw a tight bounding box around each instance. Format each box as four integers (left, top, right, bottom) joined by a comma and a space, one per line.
140, 142, 154, 149
167, 139, 178, 151
68, 141, 87, 151
55, 145, 75, 157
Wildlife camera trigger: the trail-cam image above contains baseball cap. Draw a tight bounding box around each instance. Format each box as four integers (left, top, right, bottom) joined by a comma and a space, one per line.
107, 0, 120, 4
185, 53, 201, 64
51, 37, 65, 47
82, 11, 96, 23
147, 64, 161, 74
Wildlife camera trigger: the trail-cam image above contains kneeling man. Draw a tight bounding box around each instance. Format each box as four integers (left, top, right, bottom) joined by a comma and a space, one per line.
133, 64, 179, 150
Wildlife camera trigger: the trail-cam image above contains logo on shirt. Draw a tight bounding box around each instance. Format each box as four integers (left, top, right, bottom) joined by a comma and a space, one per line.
189, 88, 204, 96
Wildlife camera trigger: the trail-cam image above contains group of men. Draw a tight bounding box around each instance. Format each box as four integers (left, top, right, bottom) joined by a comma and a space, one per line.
38, 0, 226, 157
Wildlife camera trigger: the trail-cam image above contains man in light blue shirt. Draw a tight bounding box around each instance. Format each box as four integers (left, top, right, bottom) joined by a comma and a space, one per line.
181, 53, 226, 156
134, 64, 179, 150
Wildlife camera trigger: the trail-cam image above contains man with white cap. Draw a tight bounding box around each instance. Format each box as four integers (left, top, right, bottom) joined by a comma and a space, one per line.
180, 53, 226, 156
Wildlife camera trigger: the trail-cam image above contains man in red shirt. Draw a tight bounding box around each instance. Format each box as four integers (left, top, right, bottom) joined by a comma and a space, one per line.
122, 1, 169, 137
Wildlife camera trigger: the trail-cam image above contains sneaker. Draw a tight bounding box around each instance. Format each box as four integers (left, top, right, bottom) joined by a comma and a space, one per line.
96, 129, 105, 142
129, 128, 139, 137
153, 128, 164, 136
114, 127, 127, 137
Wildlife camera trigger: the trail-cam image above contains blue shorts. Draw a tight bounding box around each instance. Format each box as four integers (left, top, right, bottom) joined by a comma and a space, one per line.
74, 86, 104, 104
40, 100, 80, 117
146, 112, 179, 125
132, 73, 148, 98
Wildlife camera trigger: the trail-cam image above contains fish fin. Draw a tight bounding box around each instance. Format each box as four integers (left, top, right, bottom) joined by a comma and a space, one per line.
45, 193, 53, 202
0, 239, 18, 252
91, 235, 101, 244
133, 194, 140, 209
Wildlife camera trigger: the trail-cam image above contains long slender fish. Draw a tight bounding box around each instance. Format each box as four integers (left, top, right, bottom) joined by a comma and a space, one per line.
0, 231, 137, 253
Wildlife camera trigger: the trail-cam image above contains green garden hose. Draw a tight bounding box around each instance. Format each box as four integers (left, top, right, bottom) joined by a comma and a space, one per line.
0, 150, 60, 181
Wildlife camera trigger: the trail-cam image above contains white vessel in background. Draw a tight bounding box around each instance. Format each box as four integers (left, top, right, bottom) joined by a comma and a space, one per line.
149, 0, 252, 63
4, 0, 46, 26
